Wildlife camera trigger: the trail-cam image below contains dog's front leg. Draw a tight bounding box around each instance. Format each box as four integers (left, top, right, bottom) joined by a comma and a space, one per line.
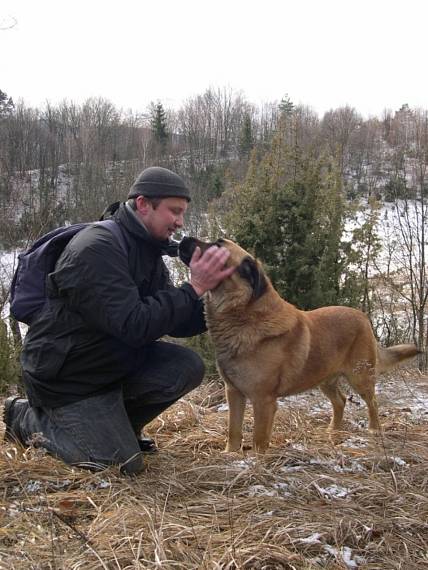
252, 397, 278, 453
225, 383, 246, 452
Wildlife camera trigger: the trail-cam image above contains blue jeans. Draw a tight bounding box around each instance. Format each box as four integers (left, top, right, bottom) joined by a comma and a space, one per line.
15, 341, 205, 474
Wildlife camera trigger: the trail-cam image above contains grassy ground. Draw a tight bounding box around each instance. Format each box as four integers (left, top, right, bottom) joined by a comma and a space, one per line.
1, 370, 427, 569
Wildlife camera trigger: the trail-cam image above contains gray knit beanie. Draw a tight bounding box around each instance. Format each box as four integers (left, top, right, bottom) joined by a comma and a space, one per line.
128, 166, 191, 202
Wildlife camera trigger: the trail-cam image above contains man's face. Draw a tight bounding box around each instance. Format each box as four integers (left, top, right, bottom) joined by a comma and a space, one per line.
137, 196, 188, 240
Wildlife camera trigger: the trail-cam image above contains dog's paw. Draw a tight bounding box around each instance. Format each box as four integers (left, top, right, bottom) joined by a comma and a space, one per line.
368, 427, 382, 435
223, 446, 242, 453
326, 423, 344, 432
252, 445, 269, 454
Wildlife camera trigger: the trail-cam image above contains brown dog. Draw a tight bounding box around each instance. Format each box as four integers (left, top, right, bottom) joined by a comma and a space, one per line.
179, 237, 420, 453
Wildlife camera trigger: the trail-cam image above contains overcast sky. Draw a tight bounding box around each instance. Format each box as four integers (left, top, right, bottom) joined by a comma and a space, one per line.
1, 0, 427, 118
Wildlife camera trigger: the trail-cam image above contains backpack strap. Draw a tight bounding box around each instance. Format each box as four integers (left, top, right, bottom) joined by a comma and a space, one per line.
95, 219, 128, 256
99, 201, 121, 221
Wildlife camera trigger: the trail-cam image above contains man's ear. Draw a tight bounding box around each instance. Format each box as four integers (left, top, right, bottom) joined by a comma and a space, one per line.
135, 195, 151, 215
237, 256, 268, 300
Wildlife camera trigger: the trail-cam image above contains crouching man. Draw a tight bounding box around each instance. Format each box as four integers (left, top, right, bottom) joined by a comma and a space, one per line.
4, 167, 233, 474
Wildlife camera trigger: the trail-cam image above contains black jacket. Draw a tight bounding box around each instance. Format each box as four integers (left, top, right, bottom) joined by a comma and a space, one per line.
21, 203, 206, 408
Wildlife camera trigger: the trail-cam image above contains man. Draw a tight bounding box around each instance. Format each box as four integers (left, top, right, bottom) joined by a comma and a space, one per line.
3, 166, 233, 474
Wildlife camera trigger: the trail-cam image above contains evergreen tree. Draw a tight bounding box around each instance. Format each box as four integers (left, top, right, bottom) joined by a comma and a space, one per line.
341, 198, 382, 315
224, 133, 350, 310
278, 94, 294, 117
238, 113, 254, 159
0, 89, 14, 116
149, 101, 169, 150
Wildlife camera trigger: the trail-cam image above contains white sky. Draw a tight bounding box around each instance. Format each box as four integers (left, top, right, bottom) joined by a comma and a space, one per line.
1, 0, 427, 118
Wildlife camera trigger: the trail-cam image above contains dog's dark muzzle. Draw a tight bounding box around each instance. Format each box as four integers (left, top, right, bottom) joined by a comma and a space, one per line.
178, 237, 197, 266
178, 236, 219, 266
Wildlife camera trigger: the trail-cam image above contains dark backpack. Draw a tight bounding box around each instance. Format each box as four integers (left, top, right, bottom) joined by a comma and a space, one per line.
10, 219, 127, 325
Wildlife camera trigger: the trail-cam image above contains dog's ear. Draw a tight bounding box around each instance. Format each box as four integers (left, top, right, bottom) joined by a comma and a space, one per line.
237, 256, 268, 300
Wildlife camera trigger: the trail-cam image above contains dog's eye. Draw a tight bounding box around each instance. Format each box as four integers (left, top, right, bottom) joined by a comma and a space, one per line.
215, 239, 225, 246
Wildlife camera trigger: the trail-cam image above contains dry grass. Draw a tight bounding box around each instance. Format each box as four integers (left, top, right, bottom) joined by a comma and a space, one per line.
1, 371, 427, 569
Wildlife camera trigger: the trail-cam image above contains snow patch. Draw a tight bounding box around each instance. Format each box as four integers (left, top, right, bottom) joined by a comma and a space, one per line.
314, 482, 352, 499
324, 545, 365, 568
248, 482, 291, 498
230, 457, 256, 470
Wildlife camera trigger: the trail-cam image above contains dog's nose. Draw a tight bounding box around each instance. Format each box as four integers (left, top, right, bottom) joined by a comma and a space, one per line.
178, 237, 197, 264
179, 236, 196, 253
179, 236, 193, 248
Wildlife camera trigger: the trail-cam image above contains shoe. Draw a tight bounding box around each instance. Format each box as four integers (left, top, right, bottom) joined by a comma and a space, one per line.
137, 436, 158, 453
3, 396, 27, 442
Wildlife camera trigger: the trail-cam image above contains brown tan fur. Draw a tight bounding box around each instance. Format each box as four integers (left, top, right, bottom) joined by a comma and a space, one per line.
179, 237, 420, 453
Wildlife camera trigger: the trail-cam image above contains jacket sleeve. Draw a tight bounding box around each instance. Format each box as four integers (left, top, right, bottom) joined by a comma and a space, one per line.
157, 261, 207, 338
51, 226, 206, 348
168, 289, 206, 337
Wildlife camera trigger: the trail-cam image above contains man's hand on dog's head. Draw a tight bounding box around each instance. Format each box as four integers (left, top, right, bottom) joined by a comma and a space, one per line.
189, 246, 235, 297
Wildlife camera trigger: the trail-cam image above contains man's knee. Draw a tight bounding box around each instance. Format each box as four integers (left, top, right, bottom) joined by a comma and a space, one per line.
36, 394, 144, 475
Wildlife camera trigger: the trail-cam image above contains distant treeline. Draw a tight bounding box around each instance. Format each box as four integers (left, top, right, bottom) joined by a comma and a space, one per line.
0, 87, 427, 244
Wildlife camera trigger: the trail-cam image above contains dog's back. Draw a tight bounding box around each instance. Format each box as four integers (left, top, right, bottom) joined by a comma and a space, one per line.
277, 304, 418, 395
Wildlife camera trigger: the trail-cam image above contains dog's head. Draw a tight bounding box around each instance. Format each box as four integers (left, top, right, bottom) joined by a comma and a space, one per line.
179, 236, 268, 304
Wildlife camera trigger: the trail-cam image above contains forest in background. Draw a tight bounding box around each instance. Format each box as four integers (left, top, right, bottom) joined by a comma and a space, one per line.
0, 87, 427, 386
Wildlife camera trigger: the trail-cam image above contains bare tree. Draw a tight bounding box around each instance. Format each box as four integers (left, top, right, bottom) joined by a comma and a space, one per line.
376, 109, 428, 369
321, 106, 361, 177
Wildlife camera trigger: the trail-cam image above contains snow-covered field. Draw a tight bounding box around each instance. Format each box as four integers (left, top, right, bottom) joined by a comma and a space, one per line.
345, 198, 427, 274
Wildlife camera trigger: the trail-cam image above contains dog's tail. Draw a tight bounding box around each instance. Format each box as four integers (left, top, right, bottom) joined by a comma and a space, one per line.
377, 344, 420, 373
